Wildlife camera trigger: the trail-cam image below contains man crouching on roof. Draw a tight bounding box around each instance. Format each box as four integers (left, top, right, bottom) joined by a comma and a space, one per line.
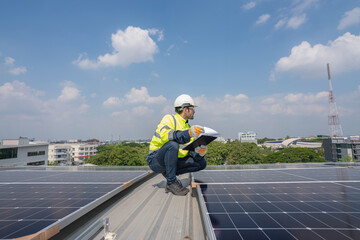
146, 94, 207, 196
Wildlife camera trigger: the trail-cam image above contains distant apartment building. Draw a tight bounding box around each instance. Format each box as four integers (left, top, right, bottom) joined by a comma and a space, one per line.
48, 144, 71, 165
0, 137, 48, 166
48, 142, 99, 165
71, 143, 99, 164
324, 138, 360, 162
238, 131, 257, 144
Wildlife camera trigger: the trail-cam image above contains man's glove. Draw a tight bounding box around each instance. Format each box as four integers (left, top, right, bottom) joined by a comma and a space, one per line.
189, 125, 204, 138
195, 145, 208, 157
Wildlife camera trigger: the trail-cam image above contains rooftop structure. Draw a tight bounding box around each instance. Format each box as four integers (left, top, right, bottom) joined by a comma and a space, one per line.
324, 137, 360, 162
0, 137, 48, 166
263, 138, 322, 150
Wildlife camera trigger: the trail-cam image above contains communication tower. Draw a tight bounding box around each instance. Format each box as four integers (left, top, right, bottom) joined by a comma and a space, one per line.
327, 63, 343, 137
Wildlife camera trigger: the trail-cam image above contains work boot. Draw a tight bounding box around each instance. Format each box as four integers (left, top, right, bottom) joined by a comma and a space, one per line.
165, 180, 189, 196
161, 172, 166, 178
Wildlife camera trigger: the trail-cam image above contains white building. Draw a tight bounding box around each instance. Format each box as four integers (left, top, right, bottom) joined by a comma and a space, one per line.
48, 142, 99, 165
238, 131, 257, 144
71, 143, 99, 164
48, 144, 72, 165
263, 138, 322, 150
0, 137, 48, 166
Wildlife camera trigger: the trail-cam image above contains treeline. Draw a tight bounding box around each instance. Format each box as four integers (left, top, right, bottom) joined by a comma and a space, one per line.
86, 142, 148, 166
86, 141, 325, 166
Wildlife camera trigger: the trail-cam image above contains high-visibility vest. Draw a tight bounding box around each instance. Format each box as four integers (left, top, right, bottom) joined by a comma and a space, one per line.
149, 113, 194, 158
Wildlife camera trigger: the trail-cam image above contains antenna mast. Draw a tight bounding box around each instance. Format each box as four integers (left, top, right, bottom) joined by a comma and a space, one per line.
327, 63, 343, 137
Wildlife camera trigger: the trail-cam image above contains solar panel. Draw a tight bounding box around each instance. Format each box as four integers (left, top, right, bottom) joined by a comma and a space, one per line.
194, 167, 360, 240
0, 168, 149, 239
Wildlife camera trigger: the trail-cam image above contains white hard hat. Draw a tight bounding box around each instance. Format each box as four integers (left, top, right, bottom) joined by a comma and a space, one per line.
174, 94, 197, 108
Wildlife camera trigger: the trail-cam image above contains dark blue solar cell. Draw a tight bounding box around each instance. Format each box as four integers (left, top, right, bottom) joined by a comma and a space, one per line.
217, 194, 235, 202
261, 194, 283, 201
248, 214, 282, 228
229, 213, 258, 228
268, 213, 306, 228
289, 202, 321, 212
3, 220, 56, 239
338, 230, 360, 239
0, 221, 33, 239
240, 203, 264, 213
287, 229, 324, 240
263, 229, 297, 240
329, 213, 360, 228
222, 203, 244, 213
275, 202, 301, 212
239, 230, 269, 240
214, 230, 241, 240
309, 213, 356, 228
246, 194, 267, 201
314, 230, 351, 240
288, 213, 329, 228
231, 194, 251, 202
209, 214, 235, 229
206, 203, 226, 213
258, 203, 282, 212
203, 195, 220, 202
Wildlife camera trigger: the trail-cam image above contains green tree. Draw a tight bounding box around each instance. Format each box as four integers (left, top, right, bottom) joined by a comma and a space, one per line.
225, 141, 267, 165
86, 143, 148, 166
338, 155, 353, 162
264, 148, 325, 163
206, 142, 228, 165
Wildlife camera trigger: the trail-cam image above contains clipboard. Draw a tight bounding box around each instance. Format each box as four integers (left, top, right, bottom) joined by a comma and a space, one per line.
182, 135, 218, 151
182, 127, 220, 151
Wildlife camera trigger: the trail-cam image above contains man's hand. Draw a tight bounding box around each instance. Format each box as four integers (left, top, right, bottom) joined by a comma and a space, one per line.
189, 125, 204, 138
195, 145, 208, 157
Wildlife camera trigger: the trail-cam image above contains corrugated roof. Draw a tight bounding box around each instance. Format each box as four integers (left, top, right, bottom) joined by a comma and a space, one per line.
51, 173, 205, 240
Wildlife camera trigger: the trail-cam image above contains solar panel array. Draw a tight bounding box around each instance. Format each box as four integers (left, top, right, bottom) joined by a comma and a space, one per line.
194, 167, 360, 240
0, 168, 148, 239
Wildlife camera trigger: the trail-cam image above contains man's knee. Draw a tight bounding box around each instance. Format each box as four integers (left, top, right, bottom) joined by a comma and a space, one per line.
165, 140, 179, 150
199, 158, 207, 170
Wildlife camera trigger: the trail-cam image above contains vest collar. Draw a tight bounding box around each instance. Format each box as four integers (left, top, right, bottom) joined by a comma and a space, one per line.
175, 113, 188, 124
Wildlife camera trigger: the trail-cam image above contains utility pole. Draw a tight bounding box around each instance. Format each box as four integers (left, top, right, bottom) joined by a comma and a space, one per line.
327, 63, 343, 137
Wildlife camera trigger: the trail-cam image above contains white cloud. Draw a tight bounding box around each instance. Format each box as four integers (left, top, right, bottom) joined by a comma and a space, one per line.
273, 32, 360, 78
261, 91, 328, 115
256, 14, 271, 25
274, 0, 319, 30
3, 57, 27, 75
338, 7, 360, 30
132, 106, 154, 116
275, 19, 287, 29
287, 14, 307, 29
125, 86, 166, 104
9, 66, 27, 75
148, 28, 164, 41
0, 80, 42, 99
243, 1, 256, 10
103, 97, 122, 108
195, 94, 250, 115
73, 26, 160, 69
5, 57, 15, 65
292, 0, 319, 14
58, 86, 81, 102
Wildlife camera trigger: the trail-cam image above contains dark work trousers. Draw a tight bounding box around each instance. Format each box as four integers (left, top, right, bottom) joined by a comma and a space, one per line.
146, 141, 207, 184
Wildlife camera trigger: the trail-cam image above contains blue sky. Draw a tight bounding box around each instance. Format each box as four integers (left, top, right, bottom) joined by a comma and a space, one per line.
1, 0, 359, 141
